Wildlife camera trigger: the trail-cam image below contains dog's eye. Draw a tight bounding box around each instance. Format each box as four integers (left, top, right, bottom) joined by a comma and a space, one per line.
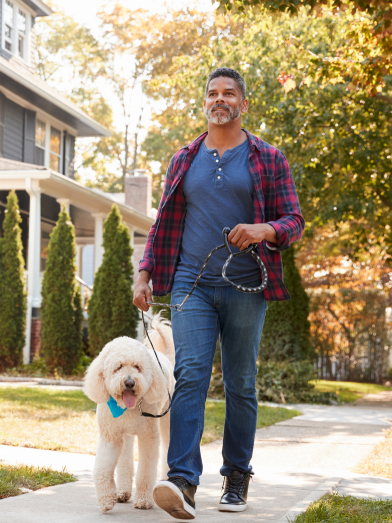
116, 364, 123, 372
134, 365, 141, 372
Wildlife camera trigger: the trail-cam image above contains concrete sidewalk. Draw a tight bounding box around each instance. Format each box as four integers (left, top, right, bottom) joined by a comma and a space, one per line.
1, 403, 392, 522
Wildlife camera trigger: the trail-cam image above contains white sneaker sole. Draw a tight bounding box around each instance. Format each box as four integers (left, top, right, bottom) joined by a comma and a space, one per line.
218, 502, 248, 512
153, 480, 196, 520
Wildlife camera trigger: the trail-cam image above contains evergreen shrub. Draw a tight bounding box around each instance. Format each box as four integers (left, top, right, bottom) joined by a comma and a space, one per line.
259, 246, 312, 361
41, 208, 83, 374
257, 360, 338, 404
88, 205, 139, 356
0, 191, 27, 371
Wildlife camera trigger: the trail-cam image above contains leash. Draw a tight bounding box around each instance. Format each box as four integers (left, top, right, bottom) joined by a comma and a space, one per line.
139, 227, 268, 418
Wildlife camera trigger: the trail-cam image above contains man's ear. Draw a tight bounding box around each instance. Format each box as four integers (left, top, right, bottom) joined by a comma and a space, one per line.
241, 99, 248, 114
83, 351, 110, 404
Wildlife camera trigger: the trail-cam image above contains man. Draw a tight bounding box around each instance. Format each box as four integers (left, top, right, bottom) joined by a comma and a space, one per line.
133, 67, 304, 520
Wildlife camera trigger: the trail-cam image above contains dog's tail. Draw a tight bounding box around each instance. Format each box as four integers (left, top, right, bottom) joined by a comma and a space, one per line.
144, 312, 175, 368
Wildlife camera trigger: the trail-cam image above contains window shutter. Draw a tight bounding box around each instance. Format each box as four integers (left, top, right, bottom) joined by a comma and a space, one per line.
23, 109, 36, 164
0, 93, 5, 157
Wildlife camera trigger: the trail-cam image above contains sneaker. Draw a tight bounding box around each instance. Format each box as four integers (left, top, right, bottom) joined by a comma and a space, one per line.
218, 470, 252, 512
153, 476, 197, 520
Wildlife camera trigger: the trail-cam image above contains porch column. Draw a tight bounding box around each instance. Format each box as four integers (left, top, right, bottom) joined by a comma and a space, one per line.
56, 198, 70, 214
92, 213, 106, 273
24, 179, 42, 364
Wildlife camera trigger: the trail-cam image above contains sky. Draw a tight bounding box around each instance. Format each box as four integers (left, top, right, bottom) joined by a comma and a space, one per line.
50, 0, 217, 178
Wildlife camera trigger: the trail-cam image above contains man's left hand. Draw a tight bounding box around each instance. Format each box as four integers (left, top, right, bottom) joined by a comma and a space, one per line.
228, 223, 277, 251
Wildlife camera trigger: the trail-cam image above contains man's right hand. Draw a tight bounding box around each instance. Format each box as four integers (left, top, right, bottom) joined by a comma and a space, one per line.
133, 270, 152, 312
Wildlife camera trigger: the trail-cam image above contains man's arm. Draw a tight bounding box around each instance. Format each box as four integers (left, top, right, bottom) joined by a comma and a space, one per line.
229, 153, 304, 251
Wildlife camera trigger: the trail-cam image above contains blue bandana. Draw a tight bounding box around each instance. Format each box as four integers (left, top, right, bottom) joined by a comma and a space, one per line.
107, 396, 127, 418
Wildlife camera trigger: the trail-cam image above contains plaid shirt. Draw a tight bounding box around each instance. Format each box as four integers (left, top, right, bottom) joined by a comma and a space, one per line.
140, 130, 305, 301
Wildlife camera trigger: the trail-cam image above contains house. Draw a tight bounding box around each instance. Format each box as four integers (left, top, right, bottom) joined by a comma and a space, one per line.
0, 0, 154, 363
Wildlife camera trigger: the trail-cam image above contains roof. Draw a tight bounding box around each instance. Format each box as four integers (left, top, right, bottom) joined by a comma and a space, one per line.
0, 168, 153, 235
23, 0, 53, 17
0, 57, 111, 138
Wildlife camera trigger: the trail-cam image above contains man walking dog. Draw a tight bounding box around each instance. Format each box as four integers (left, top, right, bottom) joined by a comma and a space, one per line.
133, 67, 304, 519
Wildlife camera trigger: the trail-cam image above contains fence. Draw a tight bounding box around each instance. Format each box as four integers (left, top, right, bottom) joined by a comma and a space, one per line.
315, 350, 390, 383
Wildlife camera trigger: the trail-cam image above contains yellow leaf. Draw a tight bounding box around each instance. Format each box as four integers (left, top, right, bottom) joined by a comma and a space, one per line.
284, 78, 296, 94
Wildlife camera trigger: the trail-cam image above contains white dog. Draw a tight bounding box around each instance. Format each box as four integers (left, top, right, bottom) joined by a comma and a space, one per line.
84, 315, 175, 513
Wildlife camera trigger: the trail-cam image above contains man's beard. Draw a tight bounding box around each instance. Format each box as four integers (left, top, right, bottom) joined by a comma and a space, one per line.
204, 103, 241, 125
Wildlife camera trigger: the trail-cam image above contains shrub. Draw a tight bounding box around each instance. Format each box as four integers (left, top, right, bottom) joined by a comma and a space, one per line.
0, 190, 27, 371
259, 246, 312, 362
88, 205, 139, 356
40, 208, 83, 374
257, 360, 338, 404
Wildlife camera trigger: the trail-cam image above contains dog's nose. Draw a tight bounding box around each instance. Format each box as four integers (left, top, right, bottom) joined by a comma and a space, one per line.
124, 378, 135, 389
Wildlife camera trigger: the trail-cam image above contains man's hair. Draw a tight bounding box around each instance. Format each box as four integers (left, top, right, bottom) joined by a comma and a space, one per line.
205, 67, 246, 100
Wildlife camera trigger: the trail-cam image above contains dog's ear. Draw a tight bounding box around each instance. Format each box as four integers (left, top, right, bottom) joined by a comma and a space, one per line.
83, 350, 110, 404
144, 351, 172, 405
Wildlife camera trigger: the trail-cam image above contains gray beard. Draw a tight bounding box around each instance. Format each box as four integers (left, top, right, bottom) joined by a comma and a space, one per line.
204, 103, 241, 125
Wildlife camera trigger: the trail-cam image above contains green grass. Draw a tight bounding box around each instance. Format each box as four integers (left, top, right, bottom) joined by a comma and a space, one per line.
310, 380, 391, 404
0, 464, 76, 499
292, 493, 392, 522
202, 400, 300, 444
0, 387, 299, 452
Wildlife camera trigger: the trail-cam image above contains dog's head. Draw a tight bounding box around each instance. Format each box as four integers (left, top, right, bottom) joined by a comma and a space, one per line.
83, 337, 172, 409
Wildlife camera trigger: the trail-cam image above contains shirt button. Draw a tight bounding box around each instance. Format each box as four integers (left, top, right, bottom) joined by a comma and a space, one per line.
216, 159, 219, 163
218, 168, 222, 171
217, 176, 221, 179
213, 153, 217, 156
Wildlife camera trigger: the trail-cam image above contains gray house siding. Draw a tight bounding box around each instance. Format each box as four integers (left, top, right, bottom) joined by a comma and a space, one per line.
0, 92, 5, 156
4, 99, 24, 162
23, 108, 36, 163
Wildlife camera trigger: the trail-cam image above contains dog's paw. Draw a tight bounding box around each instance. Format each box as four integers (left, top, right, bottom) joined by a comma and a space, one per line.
98, 494, 117, 513
117, 490, 131, 503
134, 497, 154, 510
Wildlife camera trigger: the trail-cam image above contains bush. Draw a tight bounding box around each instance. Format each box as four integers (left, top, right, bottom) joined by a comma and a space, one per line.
259, 246, 312, 362
88, 205, 139, 356
41, 208, 83, 374
0, 190, 27, 371
257, 360, 338, 404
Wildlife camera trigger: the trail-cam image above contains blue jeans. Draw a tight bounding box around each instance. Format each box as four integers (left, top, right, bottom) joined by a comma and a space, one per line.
167, 279, 268, 486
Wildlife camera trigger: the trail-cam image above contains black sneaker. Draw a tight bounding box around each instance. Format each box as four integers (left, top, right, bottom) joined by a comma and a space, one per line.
153, 476, 197, 520
218, 470, 252, 512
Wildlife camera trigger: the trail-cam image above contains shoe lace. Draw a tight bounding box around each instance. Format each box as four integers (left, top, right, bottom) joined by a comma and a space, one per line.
222, 473, 252, 495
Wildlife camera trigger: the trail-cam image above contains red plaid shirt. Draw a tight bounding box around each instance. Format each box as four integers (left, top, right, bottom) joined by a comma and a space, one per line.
140, 130, 304, 301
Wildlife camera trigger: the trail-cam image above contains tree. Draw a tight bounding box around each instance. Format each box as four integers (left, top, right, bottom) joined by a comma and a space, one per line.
88, 205, 139, 356
0, 191, 27, 370
259, 247, 311, 362
40, 208, 83, 374
140, 9, 392, 259
218, 0, 392, 96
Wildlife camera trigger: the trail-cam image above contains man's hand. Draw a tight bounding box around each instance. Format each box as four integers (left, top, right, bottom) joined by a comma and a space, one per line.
228, 223, 277, 251
133, 270, 152, 312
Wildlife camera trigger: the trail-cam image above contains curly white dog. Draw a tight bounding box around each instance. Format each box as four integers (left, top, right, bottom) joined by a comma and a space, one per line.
84, 315, 175, 513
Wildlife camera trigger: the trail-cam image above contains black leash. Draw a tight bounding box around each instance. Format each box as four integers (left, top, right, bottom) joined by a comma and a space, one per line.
139, 227, 268, 418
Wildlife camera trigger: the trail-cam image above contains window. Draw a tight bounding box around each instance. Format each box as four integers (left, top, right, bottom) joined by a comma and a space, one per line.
50, 127, 61, 172
17, 9, 26, 58
4, 0, 13, 52
35, 119, 45, 166
2, 0, 29, 62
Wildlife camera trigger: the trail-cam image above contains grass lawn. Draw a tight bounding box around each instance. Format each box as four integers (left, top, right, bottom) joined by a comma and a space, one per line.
0, 464, 76, 499
292, 493, 392, 522
310, 380, 391, 404
0, 387, 299, 453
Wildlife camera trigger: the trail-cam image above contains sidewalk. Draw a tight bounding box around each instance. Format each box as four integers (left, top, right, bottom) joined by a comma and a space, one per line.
1, 402, 392, 522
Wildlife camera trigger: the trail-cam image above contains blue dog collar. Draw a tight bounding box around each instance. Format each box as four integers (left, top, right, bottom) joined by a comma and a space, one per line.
107, 396, 127, 418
